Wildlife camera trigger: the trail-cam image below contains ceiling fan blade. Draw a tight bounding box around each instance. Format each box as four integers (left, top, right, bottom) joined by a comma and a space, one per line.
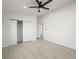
29, 6, 38, 8
36, 0, 40, 5
42, 7, 49, 10
42, 0, 52, 6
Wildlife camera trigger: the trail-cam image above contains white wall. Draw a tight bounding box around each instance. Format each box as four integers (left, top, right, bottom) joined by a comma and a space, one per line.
2, 12, 37, 47
10, 20, 17, 45
40, 1, 76, 49
23, 22, 33, 42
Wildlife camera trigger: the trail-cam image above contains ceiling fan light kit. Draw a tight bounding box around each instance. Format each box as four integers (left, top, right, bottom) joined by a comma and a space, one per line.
29, 0, 53, 13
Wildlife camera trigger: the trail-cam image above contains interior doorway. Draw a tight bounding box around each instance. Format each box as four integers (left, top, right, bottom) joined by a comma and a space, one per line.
17, 21, 23, 44
10, 19, 33, 44
37, 23, 43, 40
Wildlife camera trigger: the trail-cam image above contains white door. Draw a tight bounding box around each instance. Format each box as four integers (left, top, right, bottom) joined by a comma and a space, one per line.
10, 20, 17, 45
23, 22, 33, 42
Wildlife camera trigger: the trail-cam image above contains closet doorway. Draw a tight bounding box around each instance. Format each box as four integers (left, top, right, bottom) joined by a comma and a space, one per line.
10, 19, 33, 45
17, 21, 23, 44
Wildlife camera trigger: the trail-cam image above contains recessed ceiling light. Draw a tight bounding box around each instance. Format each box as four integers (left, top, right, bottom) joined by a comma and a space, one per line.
23, 5, 26, 8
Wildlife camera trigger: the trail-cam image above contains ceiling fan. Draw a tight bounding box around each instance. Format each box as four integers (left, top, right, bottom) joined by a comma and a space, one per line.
29, 0, 52, 13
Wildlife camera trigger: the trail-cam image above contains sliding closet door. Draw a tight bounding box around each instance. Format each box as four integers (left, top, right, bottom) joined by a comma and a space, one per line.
10, 20, 17, 45
23, 22, 33, 42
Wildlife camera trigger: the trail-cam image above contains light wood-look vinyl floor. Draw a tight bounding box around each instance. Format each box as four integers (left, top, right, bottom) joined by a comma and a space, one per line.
2, 40, 76, 59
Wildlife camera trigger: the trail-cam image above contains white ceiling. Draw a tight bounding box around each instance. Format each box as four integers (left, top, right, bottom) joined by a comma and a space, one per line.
2, 0, 74, 16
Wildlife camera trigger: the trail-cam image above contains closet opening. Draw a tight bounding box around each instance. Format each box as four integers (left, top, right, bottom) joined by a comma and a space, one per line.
17, 20, 23, 44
